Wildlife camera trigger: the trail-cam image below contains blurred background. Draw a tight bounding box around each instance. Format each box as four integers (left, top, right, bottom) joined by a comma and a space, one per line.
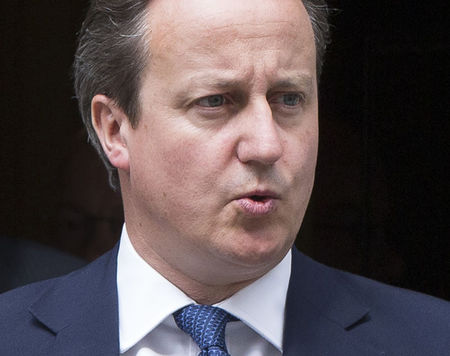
1, 1, 449, 299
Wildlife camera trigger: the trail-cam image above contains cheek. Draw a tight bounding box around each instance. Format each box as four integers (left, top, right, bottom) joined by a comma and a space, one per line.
287, 125, 318, 170
161, 141, 199, 182
285, 128, 318, 201
148, 132, 224, 200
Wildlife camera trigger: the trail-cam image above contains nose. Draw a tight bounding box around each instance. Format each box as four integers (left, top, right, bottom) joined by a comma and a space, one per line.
236, 99, 283, 166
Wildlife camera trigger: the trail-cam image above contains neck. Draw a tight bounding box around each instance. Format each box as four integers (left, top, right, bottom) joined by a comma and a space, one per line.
120, 182, 273, 304
130, 232, 258, 304
167, 272, 256, 305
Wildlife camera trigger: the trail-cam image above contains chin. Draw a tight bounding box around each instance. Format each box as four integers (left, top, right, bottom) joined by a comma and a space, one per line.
223, 233, 292, 269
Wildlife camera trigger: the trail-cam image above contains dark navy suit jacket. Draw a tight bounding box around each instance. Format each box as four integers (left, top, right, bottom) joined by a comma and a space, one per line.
1, 245, 449, 355
0, 235, 86, 293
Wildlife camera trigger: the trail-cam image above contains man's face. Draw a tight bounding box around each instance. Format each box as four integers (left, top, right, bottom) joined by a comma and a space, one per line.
123, 0, 318, 284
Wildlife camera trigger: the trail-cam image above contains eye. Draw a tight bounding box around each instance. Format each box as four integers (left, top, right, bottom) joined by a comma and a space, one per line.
270, 92, 304, 107
282, 93, 302, 106
196, 94, 226, 108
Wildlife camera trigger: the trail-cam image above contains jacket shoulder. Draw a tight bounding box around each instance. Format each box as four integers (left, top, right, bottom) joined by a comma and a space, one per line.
0, 246, 119, 356
287, 249, 450, 355
0, 277, 61, 355
339, 267, 450, 325
342, 269, 450, 354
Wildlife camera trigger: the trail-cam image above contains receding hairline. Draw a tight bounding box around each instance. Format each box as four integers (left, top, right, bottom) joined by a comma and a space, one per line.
137, 0, 317, 90
144, 0, 313, 51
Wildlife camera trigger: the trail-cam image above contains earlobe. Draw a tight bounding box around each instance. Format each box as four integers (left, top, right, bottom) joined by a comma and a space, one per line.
91, 94, 130, 171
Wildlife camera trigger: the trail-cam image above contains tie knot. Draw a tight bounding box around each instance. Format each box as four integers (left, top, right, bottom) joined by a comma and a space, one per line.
173, 305, 234, 355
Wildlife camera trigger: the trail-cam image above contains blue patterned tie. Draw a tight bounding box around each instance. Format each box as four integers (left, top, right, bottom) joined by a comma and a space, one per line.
173, 304, 234, 356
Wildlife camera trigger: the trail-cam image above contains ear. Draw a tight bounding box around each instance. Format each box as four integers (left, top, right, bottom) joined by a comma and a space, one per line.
91, 94, 130, 171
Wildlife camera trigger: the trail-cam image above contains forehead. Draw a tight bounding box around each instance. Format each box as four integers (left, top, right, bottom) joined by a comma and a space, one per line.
148, 0, 309, 30
147, 0, 315, 58
139, 0, 317, 98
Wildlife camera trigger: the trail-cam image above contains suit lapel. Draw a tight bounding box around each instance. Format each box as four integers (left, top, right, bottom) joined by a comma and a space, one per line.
26, 244, 386, 355
29, 244, 120, 356
283, 248, 384, 356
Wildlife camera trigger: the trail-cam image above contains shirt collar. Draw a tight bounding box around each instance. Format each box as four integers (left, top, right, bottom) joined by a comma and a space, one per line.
117, 224, 291, 353
216, 250, 291, 352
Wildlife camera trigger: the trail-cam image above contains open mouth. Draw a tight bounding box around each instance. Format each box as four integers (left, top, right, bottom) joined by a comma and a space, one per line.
249, 195, 268, 202
236, 192, 278, 216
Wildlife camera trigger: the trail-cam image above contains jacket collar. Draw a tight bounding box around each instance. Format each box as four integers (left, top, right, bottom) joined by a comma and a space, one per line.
283, 248, 384, 356
29, 244, 120, 356
27, 244, 385, 355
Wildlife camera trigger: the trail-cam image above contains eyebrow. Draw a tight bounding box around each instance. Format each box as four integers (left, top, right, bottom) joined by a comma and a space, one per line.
186, 72, 313, 87
173, 73, 243, 105
174, 72, 314, 104
186, 73, 244, 90
270, 74, 314, 91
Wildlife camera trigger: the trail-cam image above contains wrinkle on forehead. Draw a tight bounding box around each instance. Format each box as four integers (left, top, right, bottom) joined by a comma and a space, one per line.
195, 20, 296, 39
151, 21, 304, 56
148, 0, 307, 26
147, 0, 312, 53
141, 0, 317, 93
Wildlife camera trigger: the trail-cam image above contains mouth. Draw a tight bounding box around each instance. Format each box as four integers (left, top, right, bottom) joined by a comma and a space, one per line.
248, 195, 269, 202
235, 190, 280, 216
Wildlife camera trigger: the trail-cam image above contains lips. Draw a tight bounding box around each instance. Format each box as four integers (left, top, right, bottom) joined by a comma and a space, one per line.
235, 190, 279, 216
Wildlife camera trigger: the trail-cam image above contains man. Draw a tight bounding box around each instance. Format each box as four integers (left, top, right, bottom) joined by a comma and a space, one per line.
1, 0, 449, 355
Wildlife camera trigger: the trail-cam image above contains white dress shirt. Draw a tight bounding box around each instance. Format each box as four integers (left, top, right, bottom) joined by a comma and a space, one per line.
117, 225, 291, 355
